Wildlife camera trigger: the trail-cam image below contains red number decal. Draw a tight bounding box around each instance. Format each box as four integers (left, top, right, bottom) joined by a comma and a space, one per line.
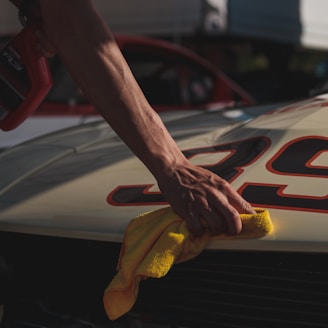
107, 137, 270, 206
107, 184, 164, 206
107, 135, 328, 212
239, 183, 328, 213
239, 136, 328, 212
267, 136, 328, 177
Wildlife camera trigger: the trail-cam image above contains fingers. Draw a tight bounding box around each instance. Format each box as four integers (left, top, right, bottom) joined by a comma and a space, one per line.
184, 203, 245, 237
227, 189, 256, 215
181, 195, 240, 237
196, 204, 226, 235
157, 163, 254, 238
213, 199, 242, 235
173, 185, 254, 237
183, 210, 205, 237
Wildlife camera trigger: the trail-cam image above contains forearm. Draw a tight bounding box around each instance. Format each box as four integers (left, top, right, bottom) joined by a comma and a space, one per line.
39, 0, 187, 179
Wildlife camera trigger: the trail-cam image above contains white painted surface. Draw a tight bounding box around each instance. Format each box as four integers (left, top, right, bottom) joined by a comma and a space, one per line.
0, 96, 328, 253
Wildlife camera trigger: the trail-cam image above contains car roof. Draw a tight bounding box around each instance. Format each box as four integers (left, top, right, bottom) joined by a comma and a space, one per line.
0, 97, 328, 253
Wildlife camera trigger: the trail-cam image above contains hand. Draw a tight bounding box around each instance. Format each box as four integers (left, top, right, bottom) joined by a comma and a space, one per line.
22, 0, 255, 236
157, 162, 256, 236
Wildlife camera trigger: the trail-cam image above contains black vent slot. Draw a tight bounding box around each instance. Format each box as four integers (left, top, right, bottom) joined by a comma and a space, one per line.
1, 232, 328, 328
133, 251, 328, 328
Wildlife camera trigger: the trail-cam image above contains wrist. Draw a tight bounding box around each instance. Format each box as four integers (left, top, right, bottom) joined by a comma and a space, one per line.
148, 149, 189, 184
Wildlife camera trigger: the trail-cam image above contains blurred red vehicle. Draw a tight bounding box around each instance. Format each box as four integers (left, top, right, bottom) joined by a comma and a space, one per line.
35, 33, 256, 117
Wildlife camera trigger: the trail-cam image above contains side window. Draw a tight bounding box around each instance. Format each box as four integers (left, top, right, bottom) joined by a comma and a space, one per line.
122, 50, 182, 106
187, 68, 214, 105
122, 49, 214, 107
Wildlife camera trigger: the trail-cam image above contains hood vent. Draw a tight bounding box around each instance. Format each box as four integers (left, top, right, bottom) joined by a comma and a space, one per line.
133, 250, 328, 328
1, 232, 327, 328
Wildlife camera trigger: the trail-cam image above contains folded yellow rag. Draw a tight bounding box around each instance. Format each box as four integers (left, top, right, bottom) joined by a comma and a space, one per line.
103, 206, 273, 320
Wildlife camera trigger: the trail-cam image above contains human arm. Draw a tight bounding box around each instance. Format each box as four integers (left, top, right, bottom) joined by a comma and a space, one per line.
36, 0, 255, 235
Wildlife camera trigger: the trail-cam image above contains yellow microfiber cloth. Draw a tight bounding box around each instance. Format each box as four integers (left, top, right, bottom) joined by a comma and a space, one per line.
103, 206, 273, 320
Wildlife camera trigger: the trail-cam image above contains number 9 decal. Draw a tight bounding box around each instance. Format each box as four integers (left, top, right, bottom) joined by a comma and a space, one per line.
239, 136, 328, 213
107, 135, 328, 213
107, 136, 270, 206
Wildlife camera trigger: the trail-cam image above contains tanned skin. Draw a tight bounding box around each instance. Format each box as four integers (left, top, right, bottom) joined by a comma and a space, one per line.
31, 0, 255, 236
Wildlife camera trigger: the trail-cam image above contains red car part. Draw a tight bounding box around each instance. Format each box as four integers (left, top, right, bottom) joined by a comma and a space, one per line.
0, 0, 52, 131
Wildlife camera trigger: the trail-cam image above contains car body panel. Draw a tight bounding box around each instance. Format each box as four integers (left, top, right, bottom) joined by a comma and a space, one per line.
0, 96, 327, 253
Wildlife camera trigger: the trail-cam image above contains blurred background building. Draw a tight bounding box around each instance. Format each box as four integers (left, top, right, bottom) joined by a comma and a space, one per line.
2, 0, 328, 103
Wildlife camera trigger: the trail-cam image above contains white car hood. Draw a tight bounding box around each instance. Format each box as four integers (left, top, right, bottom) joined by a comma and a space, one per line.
0, 98, 327, 253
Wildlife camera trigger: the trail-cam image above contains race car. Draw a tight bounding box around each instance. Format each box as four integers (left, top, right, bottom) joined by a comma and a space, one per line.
0, 94, 327, 328
41, 33, 256, 114
0, 33, 256, 149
